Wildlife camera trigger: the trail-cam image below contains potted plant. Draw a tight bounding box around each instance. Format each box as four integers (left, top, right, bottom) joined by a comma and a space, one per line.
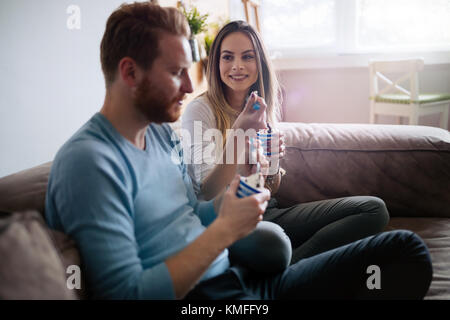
181, 5, 209, 62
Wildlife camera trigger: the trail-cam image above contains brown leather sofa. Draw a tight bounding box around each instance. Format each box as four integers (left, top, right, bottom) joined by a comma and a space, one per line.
0, 122, 449, 299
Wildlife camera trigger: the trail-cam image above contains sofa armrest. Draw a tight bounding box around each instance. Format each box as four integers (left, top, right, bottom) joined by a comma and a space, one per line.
276, 122, 450, 218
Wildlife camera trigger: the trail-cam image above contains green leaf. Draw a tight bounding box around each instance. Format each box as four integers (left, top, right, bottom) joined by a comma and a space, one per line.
181, 6, 209, 35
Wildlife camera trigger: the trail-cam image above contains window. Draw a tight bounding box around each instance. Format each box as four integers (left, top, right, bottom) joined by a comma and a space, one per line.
356, 0, 450, 50
261, 0, 337, 50
259, 0, 450, 56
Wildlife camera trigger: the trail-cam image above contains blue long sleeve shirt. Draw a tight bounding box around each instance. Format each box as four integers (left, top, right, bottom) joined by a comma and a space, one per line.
45, 113, 230, 299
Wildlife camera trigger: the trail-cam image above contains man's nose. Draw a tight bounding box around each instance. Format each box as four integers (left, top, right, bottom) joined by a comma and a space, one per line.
181, 70, 193, 94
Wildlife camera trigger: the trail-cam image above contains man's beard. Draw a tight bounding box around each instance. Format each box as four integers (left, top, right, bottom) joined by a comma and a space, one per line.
133, 77, 181, 124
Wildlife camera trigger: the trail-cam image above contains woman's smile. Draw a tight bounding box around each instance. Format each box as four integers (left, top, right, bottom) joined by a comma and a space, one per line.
229, 74, 249, 81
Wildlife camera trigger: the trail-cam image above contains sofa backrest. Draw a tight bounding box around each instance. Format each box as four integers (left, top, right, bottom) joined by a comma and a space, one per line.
0, 161, 51, 215
276, 122, 450, 218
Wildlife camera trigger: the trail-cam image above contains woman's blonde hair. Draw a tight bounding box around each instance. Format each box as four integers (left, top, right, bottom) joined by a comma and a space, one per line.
205, 20, 282, 141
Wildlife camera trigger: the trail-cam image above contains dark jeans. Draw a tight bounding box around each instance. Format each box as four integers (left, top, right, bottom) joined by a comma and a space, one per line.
185, 230, 433, 300
264, 196, 390, 263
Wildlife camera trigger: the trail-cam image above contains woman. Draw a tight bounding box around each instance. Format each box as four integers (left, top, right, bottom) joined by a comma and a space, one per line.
182, 20, 389, 264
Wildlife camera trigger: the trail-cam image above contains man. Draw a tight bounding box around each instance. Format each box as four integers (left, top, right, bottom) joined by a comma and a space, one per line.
46, 2, 432, 299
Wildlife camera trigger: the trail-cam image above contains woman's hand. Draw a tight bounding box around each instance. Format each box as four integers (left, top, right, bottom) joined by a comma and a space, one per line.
237, 137, 270, 178
259, 128, 286, 195
232, 91, 268, 132
262, 129, 286, 160
278, 131, 286, 159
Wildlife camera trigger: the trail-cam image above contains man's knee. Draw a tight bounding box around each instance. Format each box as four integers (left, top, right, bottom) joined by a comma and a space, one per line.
388, 229, 429, 253
229, 221, 292, 273
380, 230, 433, 282
375, 230, 431, 264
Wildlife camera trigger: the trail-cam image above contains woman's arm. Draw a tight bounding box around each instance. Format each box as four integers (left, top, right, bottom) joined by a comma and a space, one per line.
200, 135, 240, 200
202, 94, 272, 199
264, 167, 286, 195
265, 172, 281, 195
182, 93, 268, 200
181, 97, 221, 197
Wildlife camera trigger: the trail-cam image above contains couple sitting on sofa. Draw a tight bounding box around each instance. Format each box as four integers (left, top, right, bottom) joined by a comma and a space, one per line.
45, 2, 432, 299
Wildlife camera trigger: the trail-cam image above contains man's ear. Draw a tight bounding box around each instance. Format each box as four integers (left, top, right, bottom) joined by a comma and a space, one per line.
118, 57, 138, 87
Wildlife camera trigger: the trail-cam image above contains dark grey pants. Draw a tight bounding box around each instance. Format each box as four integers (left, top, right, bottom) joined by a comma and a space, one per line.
264, 196, 390, 263
229, 196, 390, 273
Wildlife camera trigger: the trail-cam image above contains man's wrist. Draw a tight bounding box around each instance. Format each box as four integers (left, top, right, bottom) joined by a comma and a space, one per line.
213, 192, 225, 214
209, 217, 237, 248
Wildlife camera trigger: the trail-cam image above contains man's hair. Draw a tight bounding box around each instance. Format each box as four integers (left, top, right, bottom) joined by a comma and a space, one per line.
100, 2, 190, 87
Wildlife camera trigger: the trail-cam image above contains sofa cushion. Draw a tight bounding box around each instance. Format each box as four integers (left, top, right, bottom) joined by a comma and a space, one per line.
0, 162, 51, 215
276, 123, 450, 218
0, 210, 76, 299
47, 227, 88, 299
386, 217, 450, 300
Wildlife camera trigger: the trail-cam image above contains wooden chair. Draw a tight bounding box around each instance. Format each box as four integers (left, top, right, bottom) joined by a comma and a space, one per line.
242, 0, 261, 33
369, 58, 450, 129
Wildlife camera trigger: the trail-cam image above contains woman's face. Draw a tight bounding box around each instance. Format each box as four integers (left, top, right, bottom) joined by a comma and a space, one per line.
219, 32, 258, 95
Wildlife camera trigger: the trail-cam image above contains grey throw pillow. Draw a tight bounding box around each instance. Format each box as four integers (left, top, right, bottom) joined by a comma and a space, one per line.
0, 210, 76, 299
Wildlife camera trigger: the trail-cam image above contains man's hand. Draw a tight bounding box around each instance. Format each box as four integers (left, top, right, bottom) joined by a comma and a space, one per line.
215, 174, 271, 243
166, 174, 270, 299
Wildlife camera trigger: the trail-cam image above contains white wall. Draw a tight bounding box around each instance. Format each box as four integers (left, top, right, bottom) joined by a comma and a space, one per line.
279, 63, 450, 126
0, 0, 228, 178
0, 0, 121, 177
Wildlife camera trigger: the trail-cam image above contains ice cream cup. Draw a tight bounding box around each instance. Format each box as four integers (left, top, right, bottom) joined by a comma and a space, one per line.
236, 174, 263, 198
256, 129, 280, 175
